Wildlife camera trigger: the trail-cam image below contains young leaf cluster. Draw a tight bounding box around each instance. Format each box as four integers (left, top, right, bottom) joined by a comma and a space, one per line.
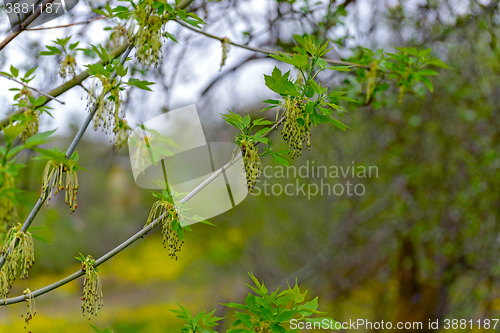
174, 272, 338, 333
263, 37, 356, 159
221, 111, 279, 191
40, 36, 82, 81
169, 303, 223, 333
36, 149, 87, 213
350, 46, 449, 106
223, 272, 337, 333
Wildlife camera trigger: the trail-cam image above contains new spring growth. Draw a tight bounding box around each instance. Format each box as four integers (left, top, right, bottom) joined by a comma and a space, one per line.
110, 25, 128, 50
79, 254, 103, 319
16, 86, 38, 143
41, 151, 85, 213
146, 198, 184, 260
134, 0, 171, 68
22, 288, 36, 329
281, 97, 311, 158
2, 223, 35, 291
59, 54, 77, 81
0, 269, 8, 300
365, 62, 377, 103
220, 37, 230, 71
87, 77, 124, 136
239, 137, 262, 192
20, 107, 39, 143
40, 37, 80, 81
114, 118, 131, 150
0, 172, 16, 237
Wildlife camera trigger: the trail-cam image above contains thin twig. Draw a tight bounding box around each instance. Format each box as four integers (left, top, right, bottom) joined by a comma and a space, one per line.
0, 73, 65, 104
0, 0, 56, 51
25, 17, 106, 31
175, 20, 368, 68
1, 114, 286, 305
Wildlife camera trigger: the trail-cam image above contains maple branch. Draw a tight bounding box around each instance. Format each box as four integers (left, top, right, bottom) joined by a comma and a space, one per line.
175, 20, 368, 68
1, 115, 285, 306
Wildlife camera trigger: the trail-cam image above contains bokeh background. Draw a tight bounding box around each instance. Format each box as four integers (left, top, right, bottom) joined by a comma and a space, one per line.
0, 0, 499, 332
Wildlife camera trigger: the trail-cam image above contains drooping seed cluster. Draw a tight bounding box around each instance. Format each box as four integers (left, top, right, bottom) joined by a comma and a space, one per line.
114, 118, 131, 150
42, 160, 79, 212
22, 288, 36, 328
0, 172, 16, 238
18, 86, 32, 102
0, 224, 35, 297
131, 135, 154, 174
16, 87, 39, 142
59, 54, 77, 80
87, 80, 124, 136
146, 200, 183, 259
0, 270, 9, 300
81, 255, 103, 319
134, 0, 170, 68
110, 25, 128, 49
20, 107, 40, 143
398, 84, 405, 105
281, 97, 311, 158
240, 138, 262, 192
219, 37, 230, 71
365, 62, 377, 103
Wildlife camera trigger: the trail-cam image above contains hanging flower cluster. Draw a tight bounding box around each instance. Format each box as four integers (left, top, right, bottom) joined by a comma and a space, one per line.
41, 155, 81, 213
114, 118, 131, 150
0, 172, 16, 237
0, 223, 35, 296
86, 79, 124, 136
17, 86, 32, 103
219, 37, 231, 71
22, 288, 36, 328
133, 0, 170, 68
0, 270, 9, 300
240, 138, 262, 192
80, 254, 103, 319
15, 86, 39, 142
146, 198, 184, 260
59, 54, 77, 80
20, 107, 40, 143
110, 25, 128, 49
281, 97, 311, 159
365, 62, 378, 103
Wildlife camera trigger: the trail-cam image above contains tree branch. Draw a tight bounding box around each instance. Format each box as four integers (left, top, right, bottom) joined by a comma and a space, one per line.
1, 115, 286, 305
0, 73, 65, 105
174, 20, 368, 68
